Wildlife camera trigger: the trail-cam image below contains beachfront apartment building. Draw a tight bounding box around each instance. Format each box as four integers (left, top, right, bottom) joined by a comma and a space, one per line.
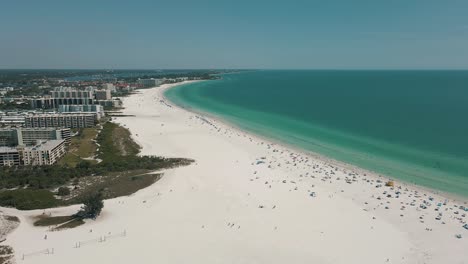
0, 147, 21, 166
20, 128, 71, 145
0, 129, 18, 147
138, 78, 164, 88
102, 83, 116, 92
29, 86, 122, 110
31, 87, 96, 109
20, 140, 66, 166
0, 115, 25, 127
24, 113, 96, 129
95, 89, 112, 100
50, 88, 94, 99
31, 95, 96, 109
58, 104, 104, 119
0, 127, 71, 147
97, 99, 122, 108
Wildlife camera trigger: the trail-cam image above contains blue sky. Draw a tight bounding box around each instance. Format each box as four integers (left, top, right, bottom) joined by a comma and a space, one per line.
1, 0, 468, 69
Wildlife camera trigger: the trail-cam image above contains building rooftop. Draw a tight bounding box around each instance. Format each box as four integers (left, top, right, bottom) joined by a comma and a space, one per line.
25, 140, 65, 151
0, 127, 67, 131
22, 127, 68, 131
0, 146, 19, 153
26, 113, 96, 117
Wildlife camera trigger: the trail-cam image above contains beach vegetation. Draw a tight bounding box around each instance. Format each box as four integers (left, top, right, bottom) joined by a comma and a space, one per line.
33, 215, 85, 230
0, 189, 60, 210
97, 121, 140, 159
54, 218, 85, 229
74, 192, 104, 220
57, 187, 70, 196
58, 127, 99, 167
67, 171, 161, 204
34, 215, 75, 226
0, 121, 193, 210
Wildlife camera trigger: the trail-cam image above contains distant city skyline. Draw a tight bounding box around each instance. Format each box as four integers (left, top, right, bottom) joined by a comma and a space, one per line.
1, 0, 468, 69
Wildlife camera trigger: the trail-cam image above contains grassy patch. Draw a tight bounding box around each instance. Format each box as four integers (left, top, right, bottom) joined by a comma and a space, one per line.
76, 128, 99, 156
98, 122, 140, 160
59, 128, 99, 167
33, 215, 85, 230
55, 218, 85, 230
33, 215, 74, 226
0, 189, 60, 210
67, 171, 161, 203
103, 173, 160, 198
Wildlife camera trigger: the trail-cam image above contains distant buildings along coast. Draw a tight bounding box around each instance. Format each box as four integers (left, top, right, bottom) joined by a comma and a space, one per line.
0, 72, 204, 167
31, 86, 121, 109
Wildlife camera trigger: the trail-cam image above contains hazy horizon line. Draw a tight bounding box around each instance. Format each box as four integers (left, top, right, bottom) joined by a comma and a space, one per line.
1, 68, 468, 71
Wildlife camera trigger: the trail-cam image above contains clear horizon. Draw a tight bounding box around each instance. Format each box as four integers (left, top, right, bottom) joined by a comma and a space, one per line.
1, 0, 468, 69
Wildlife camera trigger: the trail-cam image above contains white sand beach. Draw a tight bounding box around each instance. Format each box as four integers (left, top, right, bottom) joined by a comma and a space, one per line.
1, 81, 467, 264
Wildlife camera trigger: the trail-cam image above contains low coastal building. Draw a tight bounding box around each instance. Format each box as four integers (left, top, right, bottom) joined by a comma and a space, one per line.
97, 99, 122, 108
138, 78, 164, 88
95, 89, 112, 100
20, 140, 66, 166
24, 113, 96, 128
122, 86, 135, 92
102, 83, 116, 92
0, 147, 21, 166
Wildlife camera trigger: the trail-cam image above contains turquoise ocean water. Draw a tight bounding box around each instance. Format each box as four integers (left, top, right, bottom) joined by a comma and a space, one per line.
165, 71, 468, 197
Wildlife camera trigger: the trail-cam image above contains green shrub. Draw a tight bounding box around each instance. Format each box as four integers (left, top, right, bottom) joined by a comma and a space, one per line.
75, 192, 104, 220
0, 189, 60, 210
57, 187, 71, 196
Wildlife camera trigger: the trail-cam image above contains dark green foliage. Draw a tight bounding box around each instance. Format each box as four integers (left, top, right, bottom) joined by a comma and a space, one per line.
57, 187, 70, 196
0, 121, 193, 210
0, 155, 190, 190
0, 189, 60, 210
55, 218, 85, 229
0, 165, 77, 189
97, 122, 140, 159
34, 215, 74, 226
33, 215, 85, 230
72, 178, 80, 186
74, 192, 104, 220
67, 172, 161, 204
